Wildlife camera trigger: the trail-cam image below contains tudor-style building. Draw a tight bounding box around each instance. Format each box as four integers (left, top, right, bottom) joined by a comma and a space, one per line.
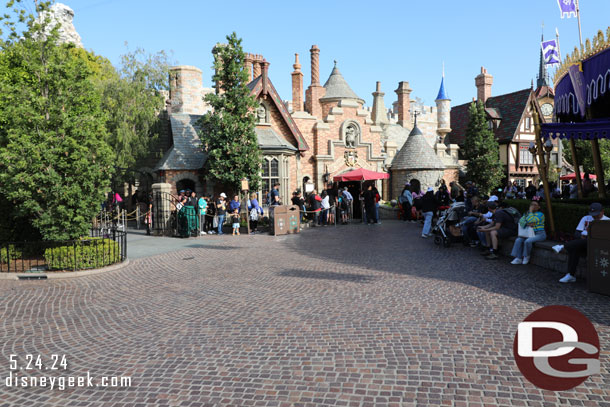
447, 58, 560, 188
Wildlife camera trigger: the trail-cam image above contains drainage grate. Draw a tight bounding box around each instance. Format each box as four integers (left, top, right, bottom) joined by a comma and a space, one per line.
18, 275, 48, 280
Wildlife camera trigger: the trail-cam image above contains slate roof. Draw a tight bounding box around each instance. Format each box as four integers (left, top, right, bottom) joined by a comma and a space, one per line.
320, 63, 364, 104
447, 88, 532, 146
155, 114, 206, 170
255, 127, 297, 151
391, 125, 445, 170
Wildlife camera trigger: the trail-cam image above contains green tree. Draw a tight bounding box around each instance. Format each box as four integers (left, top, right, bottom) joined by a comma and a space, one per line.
197, 32, 261, 192
562, 139, 610, 180
0, 0, 114, 240
100, 46, 171, 178
463, 101, 504, 194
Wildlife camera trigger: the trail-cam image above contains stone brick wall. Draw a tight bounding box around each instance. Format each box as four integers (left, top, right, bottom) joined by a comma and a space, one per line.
169, 66, 206, 115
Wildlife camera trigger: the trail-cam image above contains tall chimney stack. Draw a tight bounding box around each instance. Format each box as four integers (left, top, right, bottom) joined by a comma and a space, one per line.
291, 53, 303, 112
244, 53, 253, 82
371, 81, 389, 126
475, 66, 493, 104
252, 54, 262, 79
261, 59, 269, 97
310, 45, 320, 86
394, 81, 412, 128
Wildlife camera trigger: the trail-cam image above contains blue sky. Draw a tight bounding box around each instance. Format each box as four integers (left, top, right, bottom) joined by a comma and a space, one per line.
21, 0, 610, 107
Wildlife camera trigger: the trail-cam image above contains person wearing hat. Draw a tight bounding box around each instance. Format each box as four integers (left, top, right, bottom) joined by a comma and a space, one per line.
420, 187, 438, 237
216, 193, 227, 235
554, 203, 609, 283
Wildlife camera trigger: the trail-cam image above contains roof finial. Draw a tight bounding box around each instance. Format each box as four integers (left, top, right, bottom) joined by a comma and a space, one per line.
333, 60, 337, 68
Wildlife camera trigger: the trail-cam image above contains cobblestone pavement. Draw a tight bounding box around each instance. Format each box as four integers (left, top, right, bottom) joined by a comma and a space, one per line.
0, 221, 608, 407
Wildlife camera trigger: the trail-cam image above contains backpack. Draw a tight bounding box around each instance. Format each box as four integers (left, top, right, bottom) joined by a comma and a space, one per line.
501, 207, 521, 225
250, 207, 259, 221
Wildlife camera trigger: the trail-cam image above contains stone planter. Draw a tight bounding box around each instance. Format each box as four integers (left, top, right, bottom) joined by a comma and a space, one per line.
378, 206, 399, 220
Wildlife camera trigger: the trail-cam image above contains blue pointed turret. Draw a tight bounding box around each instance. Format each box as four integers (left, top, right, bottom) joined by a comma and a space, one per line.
436, 76, 449, 101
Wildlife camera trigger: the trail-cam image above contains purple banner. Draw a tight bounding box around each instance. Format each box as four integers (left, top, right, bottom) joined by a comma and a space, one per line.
557, 0, 577, 18
568, 63, 586, 119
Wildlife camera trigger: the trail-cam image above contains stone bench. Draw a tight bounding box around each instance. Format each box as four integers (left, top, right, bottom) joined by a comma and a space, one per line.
497, 236, 586, 277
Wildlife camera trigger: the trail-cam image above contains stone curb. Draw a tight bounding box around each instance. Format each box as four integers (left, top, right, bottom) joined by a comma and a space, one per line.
0, 258, 130, 281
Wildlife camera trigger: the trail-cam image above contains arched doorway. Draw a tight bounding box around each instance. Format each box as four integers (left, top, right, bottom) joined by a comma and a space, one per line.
176, 179, 196, 194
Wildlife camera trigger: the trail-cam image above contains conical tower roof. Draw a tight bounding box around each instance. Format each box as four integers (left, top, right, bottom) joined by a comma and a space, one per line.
391, 124, 445, 170
436, 76, 449, 100
320, 61, 364, 104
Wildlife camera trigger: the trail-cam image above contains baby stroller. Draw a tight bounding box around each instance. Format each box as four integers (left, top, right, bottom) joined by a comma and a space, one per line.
432, 201, 466, 247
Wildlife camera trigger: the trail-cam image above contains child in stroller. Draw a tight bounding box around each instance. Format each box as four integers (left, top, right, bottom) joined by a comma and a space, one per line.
432, 201, 466, 247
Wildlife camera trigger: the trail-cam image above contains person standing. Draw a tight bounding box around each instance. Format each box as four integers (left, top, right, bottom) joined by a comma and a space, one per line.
269, 183, 281, 205
198, 194, 208, 235
248, 193, 264, 234
308, 190, 322, 226
229, 195, 241, 213
231, 209, 241, 236
373, 186, 381, 224
341, 187, 353, 222
216, 193, 227, 235
555, 203, 609, 283
398, 183, 413, 222
291, 191, 305, 223
363, 185, 377, 225
420, 187, 437, 238
320, 190, 330, 225
204, 196, 215, 234
510, 200, 546, 265
145, 199, 153, 236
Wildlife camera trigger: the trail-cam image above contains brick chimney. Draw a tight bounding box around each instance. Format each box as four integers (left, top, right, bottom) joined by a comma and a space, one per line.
305, 45, 325, 118
394, 81, 412, 127
291, 53, 303, 112
475, 66, 493, 104
244, 53, 253, 82
252, 54, 262, 79
261, 59, 269, 97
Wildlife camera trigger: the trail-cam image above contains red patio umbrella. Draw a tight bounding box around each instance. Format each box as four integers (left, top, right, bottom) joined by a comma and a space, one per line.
333, 168, 389, 182
559, 172, 597, 181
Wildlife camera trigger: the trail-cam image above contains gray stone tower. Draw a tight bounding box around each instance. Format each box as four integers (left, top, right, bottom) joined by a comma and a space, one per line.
168, 66, 205, 115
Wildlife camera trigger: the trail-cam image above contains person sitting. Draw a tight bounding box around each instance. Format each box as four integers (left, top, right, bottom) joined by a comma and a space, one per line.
477, 201, 517, 260
460, 196, 482, 245
554, 203, 609, 283
510, 200, 546, 265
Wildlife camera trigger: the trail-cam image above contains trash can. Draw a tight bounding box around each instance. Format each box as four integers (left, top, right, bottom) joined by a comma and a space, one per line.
587, 220, 610, 296
177, 206, 198, 238
270, 205, 288, 236
286, 205, 300, 234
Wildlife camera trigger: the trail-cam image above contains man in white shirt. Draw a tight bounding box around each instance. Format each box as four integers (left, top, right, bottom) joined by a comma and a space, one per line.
555, 203, 609, 283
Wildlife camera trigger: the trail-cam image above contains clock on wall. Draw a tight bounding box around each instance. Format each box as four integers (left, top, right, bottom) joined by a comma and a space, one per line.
541, 103, 553, 116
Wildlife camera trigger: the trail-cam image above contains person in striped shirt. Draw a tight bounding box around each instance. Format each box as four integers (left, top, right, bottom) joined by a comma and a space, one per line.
510, 200, 546, 265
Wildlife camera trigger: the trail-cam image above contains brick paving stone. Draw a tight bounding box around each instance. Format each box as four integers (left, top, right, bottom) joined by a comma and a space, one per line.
0, 221, 608, 406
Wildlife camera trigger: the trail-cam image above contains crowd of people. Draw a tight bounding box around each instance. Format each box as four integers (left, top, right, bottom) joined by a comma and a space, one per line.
398, 179, 608, 284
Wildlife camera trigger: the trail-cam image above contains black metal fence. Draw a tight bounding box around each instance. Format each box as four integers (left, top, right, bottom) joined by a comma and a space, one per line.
0, 228, 127, 273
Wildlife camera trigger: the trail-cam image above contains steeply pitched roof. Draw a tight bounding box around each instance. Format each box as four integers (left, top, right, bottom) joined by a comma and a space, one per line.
255, 127, 297, 151
436, 76, 449, 100
155, 114, 206, 170
319, 63, 364, 104
391, 125, 445, 170
248, 75, 309, 151
447, 88, 532, 145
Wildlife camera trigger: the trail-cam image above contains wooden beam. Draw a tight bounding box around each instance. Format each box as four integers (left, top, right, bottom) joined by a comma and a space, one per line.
569, 139, 584, 198
590, 139, 606, 198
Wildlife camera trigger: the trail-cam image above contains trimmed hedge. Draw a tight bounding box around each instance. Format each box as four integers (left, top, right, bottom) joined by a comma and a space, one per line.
504, 199, 606, 236
0, 244, 22, 263
44, 238, 119, 271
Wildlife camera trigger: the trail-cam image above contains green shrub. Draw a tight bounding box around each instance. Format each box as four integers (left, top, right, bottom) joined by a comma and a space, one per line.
44, 238, 120, 271
504, 199, 604, 236
0, 244, 22, 263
